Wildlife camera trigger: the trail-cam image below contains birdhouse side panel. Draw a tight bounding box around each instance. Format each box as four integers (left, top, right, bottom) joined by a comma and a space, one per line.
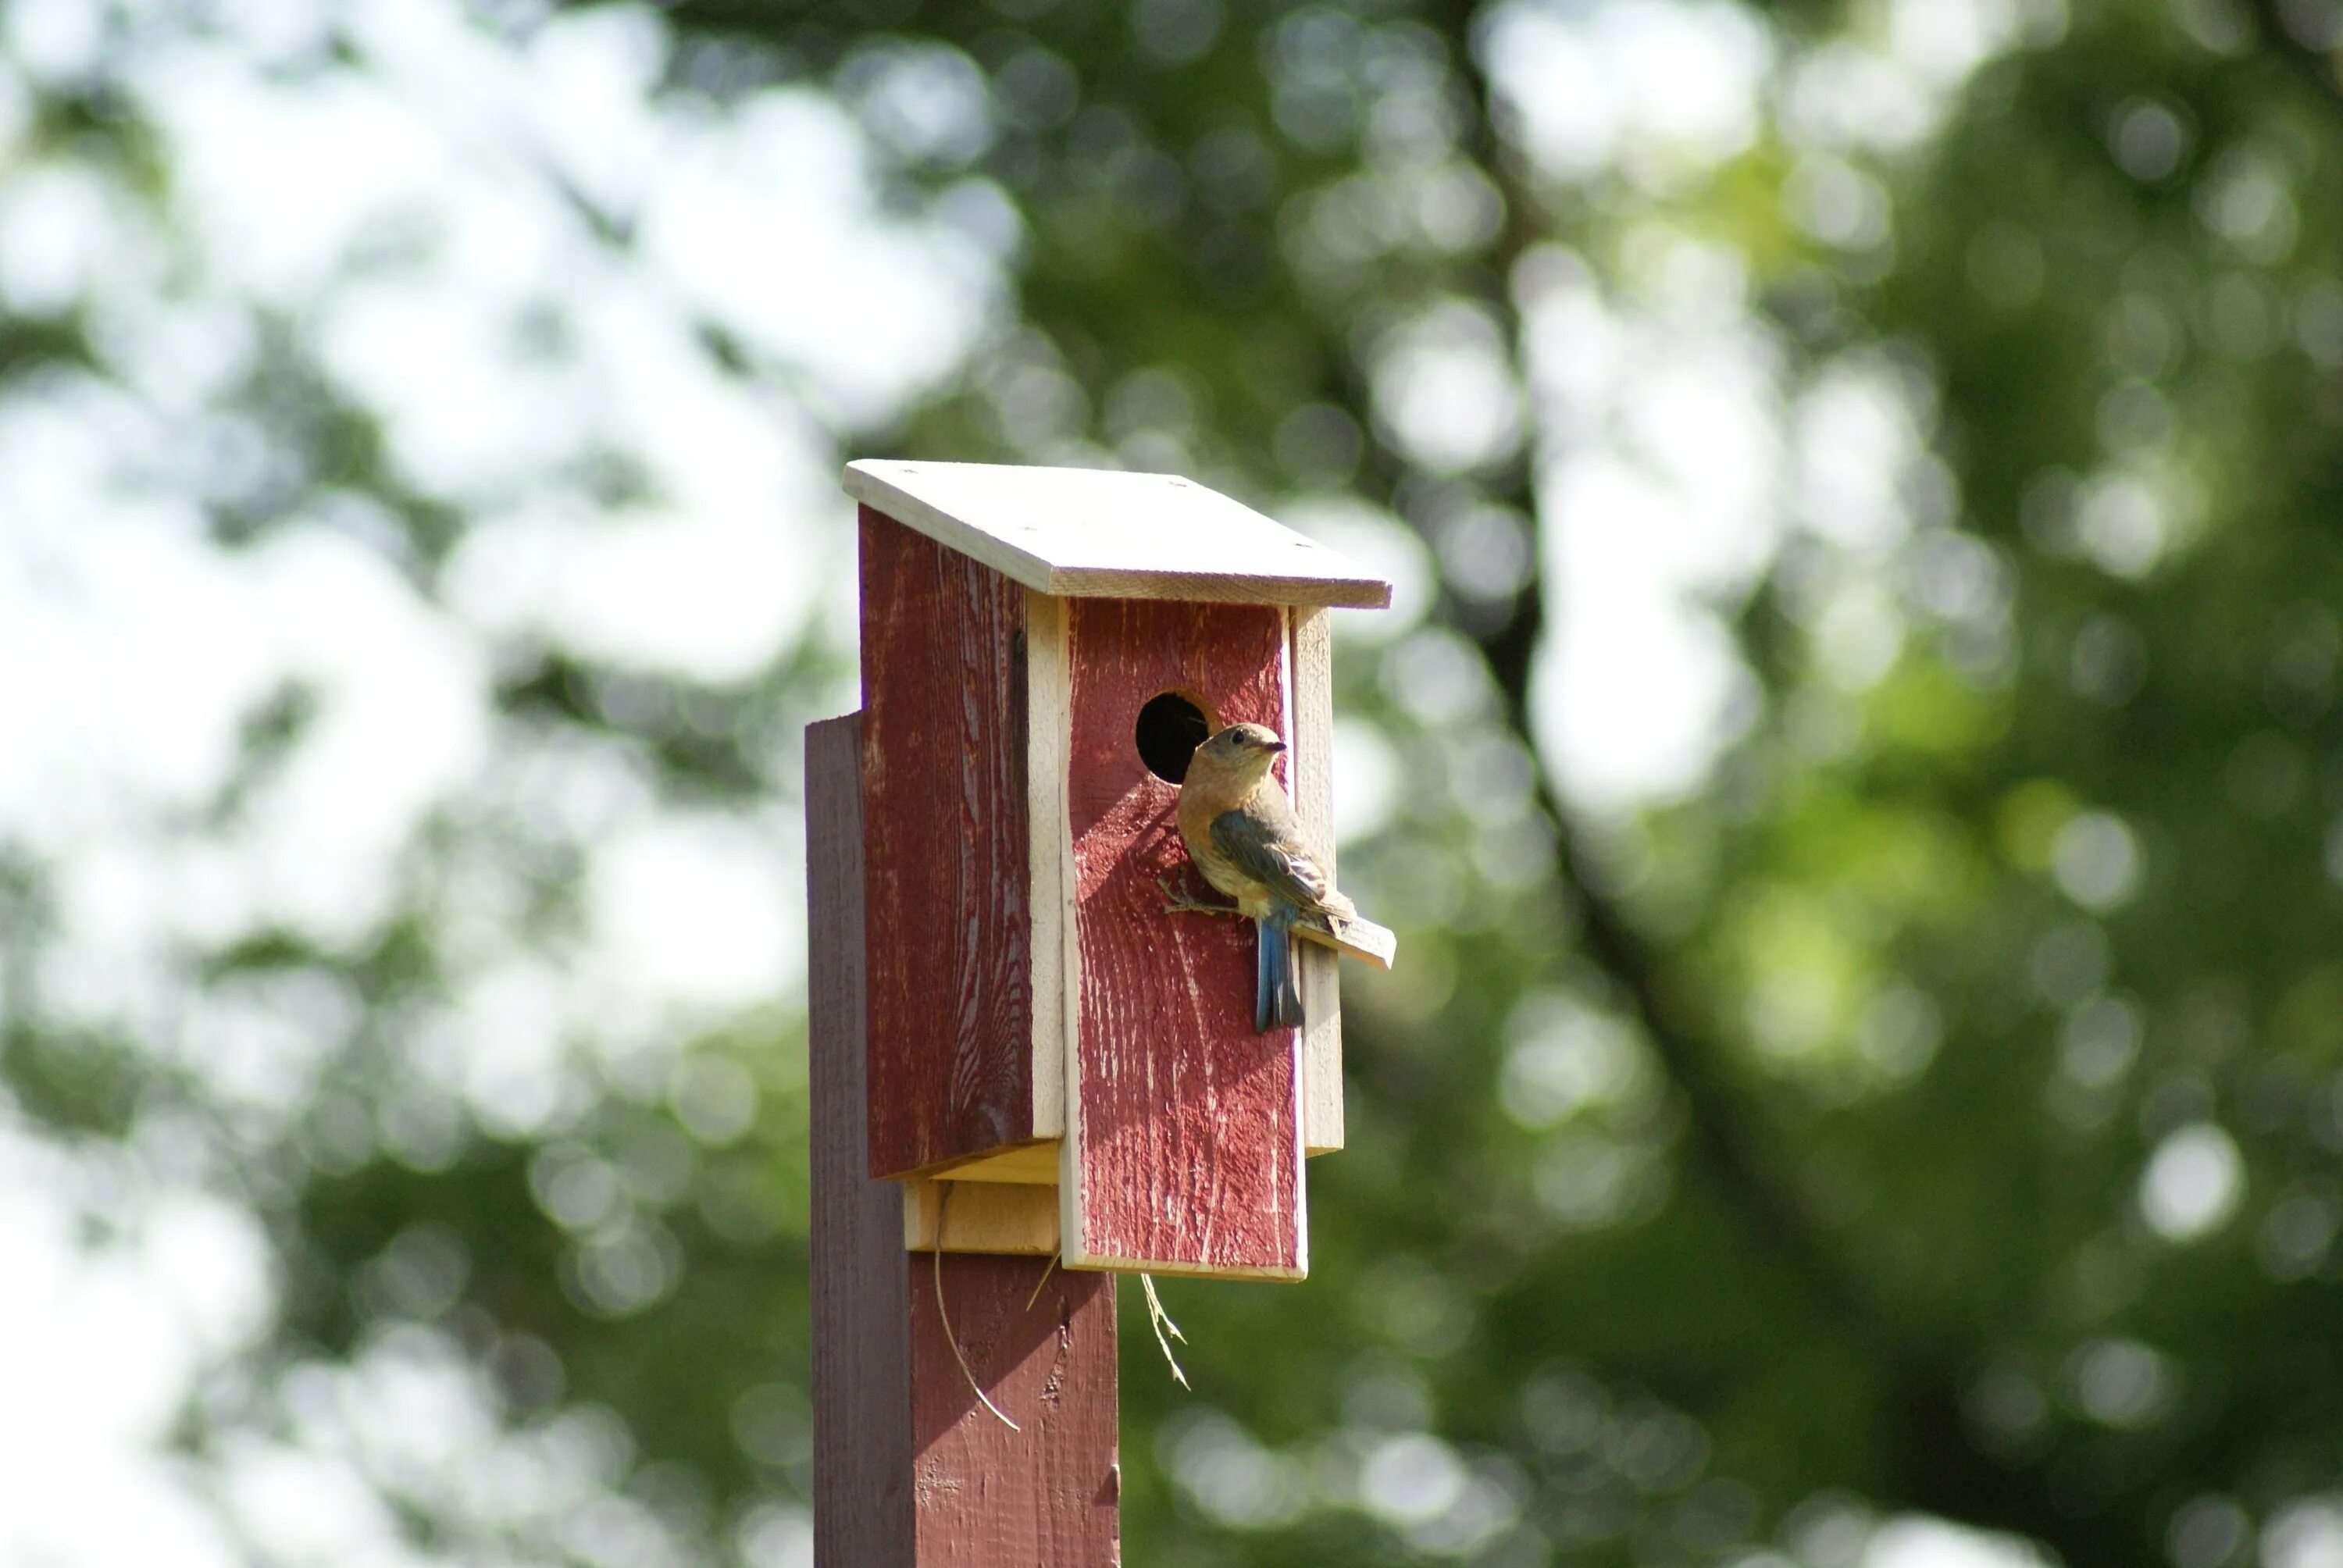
1062, 597, 1306, 1278
859, 505, 1038, 1178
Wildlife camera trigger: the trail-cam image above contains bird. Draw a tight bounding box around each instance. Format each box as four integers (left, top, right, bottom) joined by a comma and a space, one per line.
1167, 721, 1359, 1034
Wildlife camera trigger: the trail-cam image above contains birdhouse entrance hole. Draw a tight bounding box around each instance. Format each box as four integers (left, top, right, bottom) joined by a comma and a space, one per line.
1134, 690, 1216, 784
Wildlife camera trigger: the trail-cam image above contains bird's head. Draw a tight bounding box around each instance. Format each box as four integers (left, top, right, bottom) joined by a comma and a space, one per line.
1189, 722, 1285, 786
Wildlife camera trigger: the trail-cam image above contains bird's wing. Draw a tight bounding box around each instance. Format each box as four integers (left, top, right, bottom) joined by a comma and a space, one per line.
1209, 803, 1342, 915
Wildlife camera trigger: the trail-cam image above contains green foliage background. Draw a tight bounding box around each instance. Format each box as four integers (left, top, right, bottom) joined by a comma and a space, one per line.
10, 0, 2343, 1564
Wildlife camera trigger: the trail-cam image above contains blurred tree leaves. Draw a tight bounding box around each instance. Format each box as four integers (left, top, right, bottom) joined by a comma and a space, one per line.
12, 0, 2343, 1565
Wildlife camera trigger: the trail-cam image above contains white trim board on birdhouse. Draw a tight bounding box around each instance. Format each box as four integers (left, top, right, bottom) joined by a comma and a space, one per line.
843, 459, 1393, 610
1290, 605, 1344, 1156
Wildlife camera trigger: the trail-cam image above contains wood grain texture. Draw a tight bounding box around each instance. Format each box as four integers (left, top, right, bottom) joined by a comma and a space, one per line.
807, 714, 916, 1568
911, 1257, 1120, 1565
845, 461, 1393, 610
814, 715, 1122, 1566
1060, 599, 1307, 1279
861, 507, 1036, 1178
904, 1179, 1060, 1255
1289, 608, 1344, 1157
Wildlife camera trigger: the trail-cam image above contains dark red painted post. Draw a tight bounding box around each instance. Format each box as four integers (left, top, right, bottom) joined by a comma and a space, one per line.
806, 715, 1121, 1567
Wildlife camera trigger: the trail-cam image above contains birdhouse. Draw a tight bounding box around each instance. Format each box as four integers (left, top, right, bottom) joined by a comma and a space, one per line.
847, 459, 1393, 1281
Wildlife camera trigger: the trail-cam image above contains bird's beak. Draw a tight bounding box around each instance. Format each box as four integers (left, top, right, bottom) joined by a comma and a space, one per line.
1263, 739, 1287, 754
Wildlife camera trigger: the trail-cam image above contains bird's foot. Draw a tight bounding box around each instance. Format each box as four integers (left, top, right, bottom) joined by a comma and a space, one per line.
1158, 875, 1239, 918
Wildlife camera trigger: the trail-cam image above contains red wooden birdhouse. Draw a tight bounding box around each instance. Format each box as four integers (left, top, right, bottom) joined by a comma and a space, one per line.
847, 459, 1393, 1280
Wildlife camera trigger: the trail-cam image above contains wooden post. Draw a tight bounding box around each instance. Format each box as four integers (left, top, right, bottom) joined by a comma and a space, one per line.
814, 460, 1394, 1561
807, 715, 1121, 1566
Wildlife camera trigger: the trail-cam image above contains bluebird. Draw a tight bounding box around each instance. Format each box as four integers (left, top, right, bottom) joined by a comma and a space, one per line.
1166, 722, 1359, 1034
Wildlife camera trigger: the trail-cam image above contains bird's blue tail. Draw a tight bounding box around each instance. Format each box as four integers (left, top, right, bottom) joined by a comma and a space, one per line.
1255, 912, 1304, 1034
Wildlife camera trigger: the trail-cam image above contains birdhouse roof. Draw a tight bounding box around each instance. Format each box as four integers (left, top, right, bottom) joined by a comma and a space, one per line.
843, 460, 1393, 610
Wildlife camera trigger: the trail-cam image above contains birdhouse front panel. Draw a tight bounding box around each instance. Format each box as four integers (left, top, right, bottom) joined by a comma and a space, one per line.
858, 505, 1055, 1179
1058, 597, 1305, 1279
